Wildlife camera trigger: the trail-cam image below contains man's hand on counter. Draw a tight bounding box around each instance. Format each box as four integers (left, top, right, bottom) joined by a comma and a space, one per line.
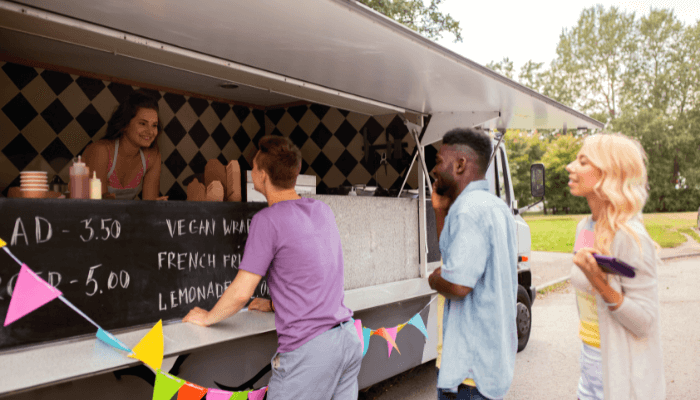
183, 307, 211, 327
182, 270, 263, 327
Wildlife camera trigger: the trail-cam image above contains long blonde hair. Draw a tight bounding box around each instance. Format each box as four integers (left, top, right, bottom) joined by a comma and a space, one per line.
580, 133, 649, 255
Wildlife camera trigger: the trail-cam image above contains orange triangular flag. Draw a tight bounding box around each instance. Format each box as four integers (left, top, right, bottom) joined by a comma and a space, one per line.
375, 328, 400, 357
177, 381, 208, 399
128, 320, 164, 370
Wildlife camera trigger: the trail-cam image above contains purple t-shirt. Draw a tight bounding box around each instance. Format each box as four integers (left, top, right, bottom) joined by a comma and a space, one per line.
239, 198, 353, 353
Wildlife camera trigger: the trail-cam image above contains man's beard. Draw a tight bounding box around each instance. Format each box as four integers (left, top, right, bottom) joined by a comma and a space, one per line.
434, 176, 455, 197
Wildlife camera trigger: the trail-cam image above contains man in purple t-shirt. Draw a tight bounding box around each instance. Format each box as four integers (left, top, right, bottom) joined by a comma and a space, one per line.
183, 136, 361, 400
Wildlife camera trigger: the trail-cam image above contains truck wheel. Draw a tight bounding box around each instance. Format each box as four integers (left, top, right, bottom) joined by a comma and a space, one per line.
516, 285, 532, 352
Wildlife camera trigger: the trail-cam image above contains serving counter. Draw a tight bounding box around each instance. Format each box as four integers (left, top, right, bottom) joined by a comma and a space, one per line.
0, 195, 435, 398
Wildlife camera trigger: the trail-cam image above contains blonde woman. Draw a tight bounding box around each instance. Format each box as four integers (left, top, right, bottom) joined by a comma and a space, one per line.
566, 133, 665, 400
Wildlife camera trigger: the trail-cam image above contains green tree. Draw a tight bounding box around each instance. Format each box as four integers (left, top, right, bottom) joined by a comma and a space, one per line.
358, 0, 462, 42
614, 14, 700, 193
550, 5, 637, 124
540, 134, 588, 214
485, 57, 515, 80
504, 131, 546, 208
518, 60, 546, 92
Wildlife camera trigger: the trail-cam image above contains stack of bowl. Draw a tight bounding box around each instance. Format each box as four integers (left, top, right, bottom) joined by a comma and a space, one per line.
20, 171, 48, 198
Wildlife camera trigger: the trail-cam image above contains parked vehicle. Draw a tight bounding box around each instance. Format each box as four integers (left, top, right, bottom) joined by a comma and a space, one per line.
0, 1, 602, 398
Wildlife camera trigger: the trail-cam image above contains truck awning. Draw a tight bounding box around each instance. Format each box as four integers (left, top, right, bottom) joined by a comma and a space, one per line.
0, 0, 602, 131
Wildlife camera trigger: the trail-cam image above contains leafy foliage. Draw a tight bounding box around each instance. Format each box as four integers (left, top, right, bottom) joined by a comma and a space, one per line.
357, 0, 462, 42
489, 7, 700, 213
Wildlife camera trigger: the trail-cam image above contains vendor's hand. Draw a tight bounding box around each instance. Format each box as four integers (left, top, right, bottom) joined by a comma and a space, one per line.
573, 247, 607, 287
248, 298, 273, 312
183, 307, 210, 327
156, 196, 169, 201
431, 182, 451, 210
428, 267, 442, 290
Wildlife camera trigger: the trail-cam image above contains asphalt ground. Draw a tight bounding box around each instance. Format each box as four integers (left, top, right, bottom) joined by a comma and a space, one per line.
359, 236, 700, 400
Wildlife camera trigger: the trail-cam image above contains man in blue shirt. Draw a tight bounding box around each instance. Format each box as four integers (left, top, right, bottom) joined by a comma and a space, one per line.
428, 128, 518, 400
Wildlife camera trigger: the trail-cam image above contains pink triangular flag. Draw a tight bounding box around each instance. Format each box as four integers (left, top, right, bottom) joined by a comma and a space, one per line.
353, 319, 364, 352
375, 328, 400, 358
247, 386, 268, 400
206, 388, 233, 400
574, 229, 595, 252
4, 264, 62, 326
385, 327, 399, 357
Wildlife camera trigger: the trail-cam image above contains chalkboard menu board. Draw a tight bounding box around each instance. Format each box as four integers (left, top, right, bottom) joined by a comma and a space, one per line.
0, 199, 268, 352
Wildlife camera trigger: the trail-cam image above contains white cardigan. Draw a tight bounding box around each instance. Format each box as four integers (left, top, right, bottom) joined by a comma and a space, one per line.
571, 216, 666, 400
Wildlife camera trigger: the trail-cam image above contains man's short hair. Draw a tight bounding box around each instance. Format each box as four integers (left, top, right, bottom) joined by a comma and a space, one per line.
256, 136, 302, 189
442, 128, 492, 175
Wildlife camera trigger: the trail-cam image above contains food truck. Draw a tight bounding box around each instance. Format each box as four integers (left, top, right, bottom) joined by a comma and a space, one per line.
0, 0, 603, 398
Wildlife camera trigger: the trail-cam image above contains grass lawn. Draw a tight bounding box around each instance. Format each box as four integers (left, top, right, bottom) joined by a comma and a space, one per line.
523, 212, 699, 253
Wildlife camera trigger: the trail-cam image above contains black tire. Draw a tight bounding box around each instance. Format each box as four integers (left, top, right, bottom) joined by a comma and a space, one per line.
516, 285, 532, 352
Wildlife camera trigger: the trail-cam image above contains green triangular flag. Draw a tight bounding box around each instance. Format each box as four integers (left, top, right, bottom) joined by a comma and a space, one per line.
229, 390, 251, 400
153, 369, 185, 400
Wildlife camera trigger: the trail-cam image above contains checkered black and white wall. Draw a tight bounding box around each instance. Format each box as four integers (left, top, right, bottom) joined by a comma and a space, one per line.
1, 60, 428, 199
264, 105, 427, 194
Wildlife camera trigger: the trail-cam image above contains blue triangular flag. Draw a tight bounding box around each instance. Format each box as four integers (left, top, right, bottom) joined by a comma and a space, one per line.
362, 327, 371, 357
408, 314, 428, 340
97, 328, 132, 352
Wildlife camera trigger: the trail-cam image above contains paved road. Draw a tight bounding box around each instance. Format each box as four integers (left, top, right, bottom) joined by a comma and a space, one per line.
359, 256, 700, 400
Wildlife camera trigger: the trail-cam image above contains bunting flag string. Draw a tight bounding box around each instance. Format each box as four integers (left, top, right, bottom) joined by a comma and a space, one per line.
177, 381, 209, 399
2, 240, 24, 266
153, 369, 186, 400
3, 263, 62, 326
246, 387, 268, 400
353, 294, 436, 358
128, 320, 164, 370
1, 235, 434, 398
205, 388, 235, 400
96, 328, 132, 353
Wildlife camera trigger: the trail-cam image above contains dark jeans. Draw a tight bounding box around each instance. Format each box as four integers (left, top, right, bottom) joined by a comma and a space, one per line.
437, 385, 488, 400
436, 368, 490, 400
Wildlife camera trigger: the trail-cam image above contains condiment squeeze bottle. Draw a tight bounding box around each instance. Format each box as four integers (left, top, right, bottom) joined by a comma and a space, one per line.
89, 171, 102, 199
69, 156, 90, 199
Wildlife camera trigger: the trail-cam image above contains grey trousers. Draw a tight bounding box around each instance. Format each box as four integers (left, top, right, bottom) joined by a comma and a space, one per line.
267, 320, 363, 400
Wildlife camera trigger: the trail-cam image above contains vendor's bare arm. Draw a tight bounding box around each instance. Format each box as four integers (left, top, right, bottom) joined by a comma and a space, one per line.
431, 182, 451, 240
429, 267, 472, 299
183, 270, 262, 326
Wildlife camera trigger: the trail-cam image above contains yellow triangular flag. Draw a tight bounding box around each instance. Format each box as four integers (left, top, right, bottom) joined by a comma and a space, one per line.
128, 320, 164, 370
0, 237, 6, 248
397, 323, 407, 333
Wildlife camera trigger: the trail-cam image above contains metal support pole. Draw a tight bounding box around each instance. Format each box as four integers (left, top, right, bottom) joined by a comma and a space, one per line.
418, 158, 429, 278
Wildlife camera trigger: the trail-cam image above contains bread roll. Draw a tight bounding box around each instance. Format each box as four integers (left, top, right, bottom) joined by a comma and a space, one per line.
187, 179, 206, 201
204, 159, 227, 198
226, 160, 242, 202
206, 181, 224, 202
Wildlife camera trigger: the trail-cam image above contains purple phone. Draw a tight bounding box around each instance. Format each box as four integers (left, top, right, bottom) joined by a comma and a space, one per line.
592, 254, 636, 278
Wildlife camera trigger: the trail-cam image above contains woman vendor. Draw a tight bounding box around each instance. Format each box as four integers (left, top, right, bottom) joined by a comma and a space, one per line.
82, 90, 167, 200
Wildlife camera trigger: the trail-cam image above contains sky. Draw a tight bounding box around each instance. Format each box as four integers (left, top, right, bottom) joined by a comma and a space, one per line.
435, 0, 700, 73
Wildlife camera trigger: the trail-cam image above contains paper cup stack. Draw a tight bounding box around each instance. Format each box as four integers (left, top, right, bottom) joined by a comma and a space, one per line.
20, 171, 48, 198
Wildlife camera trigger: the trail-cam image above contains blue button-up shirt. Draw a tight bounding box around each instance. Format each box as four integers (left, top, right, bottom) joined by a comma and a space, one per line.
437, 179, 518, 399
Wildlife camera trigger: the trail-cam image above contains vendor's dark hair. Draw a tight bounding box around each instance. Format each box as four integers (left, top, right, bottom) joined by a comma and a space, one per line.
255, 136, 302, 189
104, 90, 163, 148
442, 128, 492, 175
